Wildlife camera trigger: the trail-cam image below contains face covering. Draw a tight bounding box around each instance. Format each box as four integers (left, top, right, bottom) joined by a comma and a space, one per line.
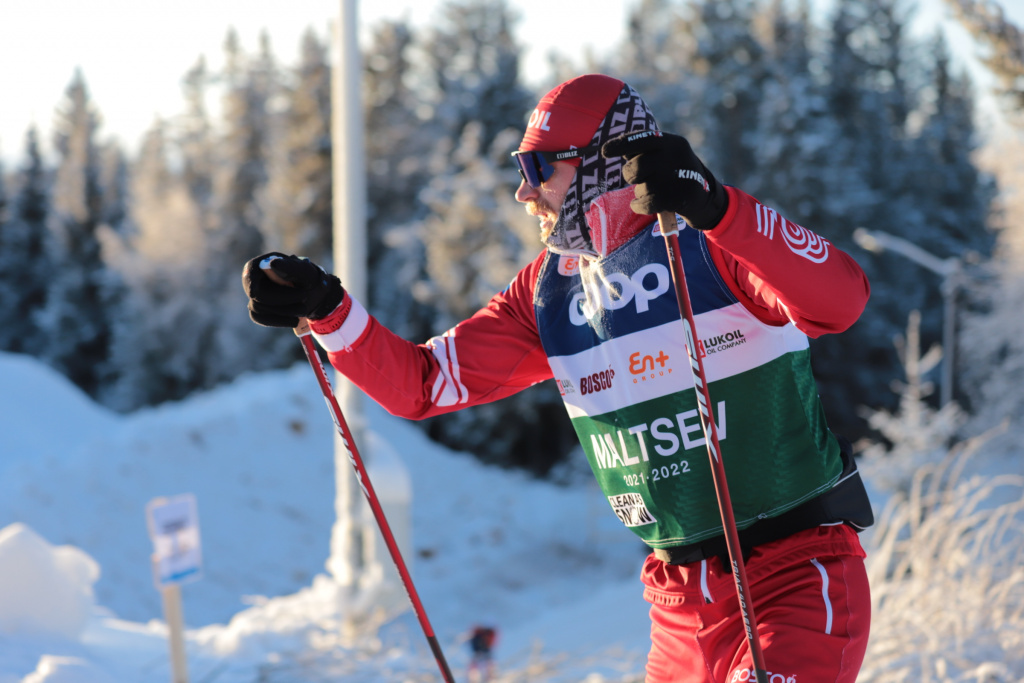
546, 83, 659, 257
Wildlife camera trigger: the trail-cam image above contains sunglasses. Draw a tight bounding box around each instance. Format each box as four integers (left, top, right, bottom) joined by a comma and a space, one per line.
511, 144, 602, 188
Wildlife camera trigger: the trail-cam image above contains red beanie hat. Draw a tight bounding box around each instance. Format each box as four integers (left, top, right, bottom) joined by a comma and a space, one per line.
519, 74, 625, 158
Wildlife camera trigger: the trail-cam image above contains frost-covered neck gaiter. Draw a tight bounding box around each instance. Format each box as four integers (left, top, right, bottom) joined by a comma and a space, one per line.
518, 74, 660, 257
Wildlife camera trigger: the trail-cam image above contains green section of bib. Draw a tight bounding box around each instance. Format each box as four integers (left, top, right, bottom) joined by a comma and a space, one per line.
571, 349, 841, 547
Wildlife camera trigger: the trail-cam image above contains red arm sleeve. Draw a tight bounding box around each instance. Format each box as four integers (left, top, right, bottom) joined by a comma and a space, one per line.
703, 187, 870, 338
322, 252, 553, 420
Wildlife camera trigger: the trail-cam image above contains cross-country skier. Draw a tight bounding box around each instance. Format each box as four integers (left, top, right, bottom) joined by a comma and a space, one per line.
242, 73, 874, 683
467, 625, 497, 682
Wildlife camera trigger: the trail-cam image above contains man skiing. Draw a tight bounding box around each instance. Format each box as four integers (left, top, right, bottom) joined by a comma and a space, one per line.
467, 625, 497, 682
242, 74, 873, 683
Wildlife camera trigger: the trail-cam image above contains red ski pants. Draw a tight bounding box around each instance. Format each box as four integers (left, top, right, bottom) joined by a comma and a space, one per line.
641, 525, 870, 683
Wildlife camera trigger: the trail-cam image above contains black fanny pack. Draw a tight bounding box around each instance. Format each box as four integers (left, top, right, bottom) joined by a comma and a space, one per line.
652, 437, 874, 566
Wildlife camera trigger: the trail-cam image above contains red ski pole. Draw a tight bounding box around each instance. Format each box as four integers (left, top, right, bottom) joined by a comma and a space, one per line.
657, 212, 770, 683
261, 263, 456, 683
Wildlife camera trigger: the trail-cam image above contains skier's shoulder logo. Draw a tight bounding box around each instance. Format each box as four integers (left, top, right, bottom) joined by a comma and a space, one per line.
755, 203, 829, 263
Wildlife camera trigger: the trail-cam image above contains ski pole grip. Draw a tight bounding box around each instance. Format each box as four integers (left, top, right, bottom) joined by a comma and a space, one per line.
657, 211, 680, 237
259, 257, 311, 335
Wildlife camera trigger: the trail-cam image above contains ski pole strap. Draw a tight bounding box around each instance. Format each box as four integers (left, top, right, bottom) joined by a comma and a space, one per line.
652, 438, 873, 566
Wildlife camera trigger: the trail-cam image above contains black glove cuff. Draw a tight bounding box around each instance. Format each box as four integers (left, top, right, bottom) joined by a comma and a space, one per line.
308, 274, 345, 320
692, 183, 730, 231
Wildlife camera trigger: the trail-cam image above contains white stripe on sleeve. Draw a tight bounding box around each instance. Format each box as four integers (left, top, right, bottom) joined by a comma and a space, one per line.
428, 331, 468, 407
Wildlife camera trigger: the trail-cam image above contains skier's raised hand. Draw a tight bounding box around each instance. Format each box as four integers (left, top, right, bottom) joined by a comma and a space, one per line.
601, 130, 729, 231
242, 252, 345, 328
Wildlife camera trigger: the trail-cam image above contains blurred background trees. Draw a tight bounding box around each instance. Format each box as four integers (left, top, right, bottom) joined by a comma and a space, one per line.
0, 0, 1020, 475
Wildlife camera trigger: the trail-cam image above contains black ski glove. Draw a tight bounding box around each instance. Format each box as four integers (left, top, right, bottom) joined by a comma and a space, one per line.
242, 252, 345, 328
601, 131, 729, 231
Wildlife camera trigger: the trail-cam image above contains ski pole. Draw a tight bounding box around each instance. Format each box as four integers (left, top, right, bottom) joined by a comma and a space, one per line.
260, 262, 456, 683
657, 212, 770, 683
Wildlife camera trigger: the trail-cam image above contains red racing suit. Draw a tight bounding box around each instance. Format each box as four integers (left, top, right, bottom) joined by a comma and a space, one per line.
310, 185, 872, 682
313, 186, 868, 417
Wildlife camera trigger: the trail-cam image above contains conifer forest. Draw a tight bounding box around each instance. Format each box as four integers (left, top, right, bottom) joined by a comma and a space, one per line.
1, 0, 1022, 475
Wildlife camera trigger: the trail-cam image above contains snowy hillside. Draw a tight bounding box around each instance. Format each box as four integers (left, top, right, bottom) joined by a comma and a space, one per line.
0, 352, 651, 682
2, 350, 1024, 682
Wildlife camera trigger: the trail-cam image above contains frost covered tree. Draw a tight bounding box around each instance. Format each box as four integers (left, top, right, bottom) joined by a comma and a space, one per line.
363, 18, 437, 341
98, 144, 130, 238
616, 0, 692, 123
34, 72, 120, 397
945, 0, 1024, 116
99, 121, 214, 409
674, 0, 770, 190
401, 0, 577, 472
417, 123, 579, 473
750, 0, 841, 226
0, 129, 50, 355
201, 30, 280, 386
948, 2, 1024, 441
903, 33, 995, 262
608, 0, 996, 435
420, 0, 534, 153
179, 56, 216, 221
212, 30, 272, 274
413, 0, 534, 321
263, 27, 333, 267
808, 0, 995, 431
418, 125, 532, 331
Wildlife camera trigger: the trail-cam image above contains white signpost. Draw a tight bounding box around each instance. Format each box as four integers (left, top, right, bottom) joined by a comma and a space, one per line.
146, 494, 202, 683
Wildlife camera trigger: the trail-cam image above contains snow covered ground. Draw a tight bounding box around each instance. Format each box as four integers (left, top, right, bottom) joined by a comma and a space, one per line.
1, 349, 1023, 682
0, 351, 651, 682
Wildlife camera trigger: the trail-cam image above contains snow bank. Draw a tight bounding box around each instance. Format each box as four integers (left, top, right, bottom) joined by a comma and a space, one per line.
0, 523, 99, 640
21, 656, 116, 683
0, 352, 117, 467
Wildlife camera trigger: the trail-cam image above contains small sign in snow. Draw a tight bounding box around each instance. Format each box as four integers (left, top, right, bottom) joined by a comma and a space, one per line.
146, 494, 202, 588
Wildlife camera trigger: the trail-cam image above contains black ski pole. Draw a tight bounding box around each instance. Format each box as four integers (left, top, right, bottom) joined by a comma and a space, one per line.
261, 261, 456, 683
657, 211, 770, 683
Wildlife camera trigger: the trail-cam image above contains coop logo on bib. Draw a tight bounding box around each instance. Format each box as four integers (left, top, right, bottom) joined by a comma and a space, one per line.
569, 263, 670, 325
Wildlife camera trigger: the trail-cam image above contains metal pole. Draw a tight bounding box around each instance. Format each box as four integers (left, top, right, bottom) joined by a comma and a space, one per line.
328, 0, 370, 604
941, 275, 956, 407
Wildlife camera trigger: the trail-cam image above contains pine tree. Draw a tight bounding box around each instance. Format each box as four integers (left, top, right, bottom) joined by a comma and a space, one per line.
750, 0, 841, 226
674, 0, 771, 190
100, 120, 212, 410
213, 29, 271, 271
944, 0, 1024, 116
202, 29, 279, 387
99, 144, 130, 237
0, 128, 50, 354
802, 0, 926, 430
405, 0, 576, 473
35, 71, 117, 396
906, 33, 995, 262
363, 18, 436, 340
0, 153, 11, 349
616, 0, 695, 136
179, 56, 216, 220
263, 27, 333, 267
416, 122, 581, 474
420, 0, 534, 152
